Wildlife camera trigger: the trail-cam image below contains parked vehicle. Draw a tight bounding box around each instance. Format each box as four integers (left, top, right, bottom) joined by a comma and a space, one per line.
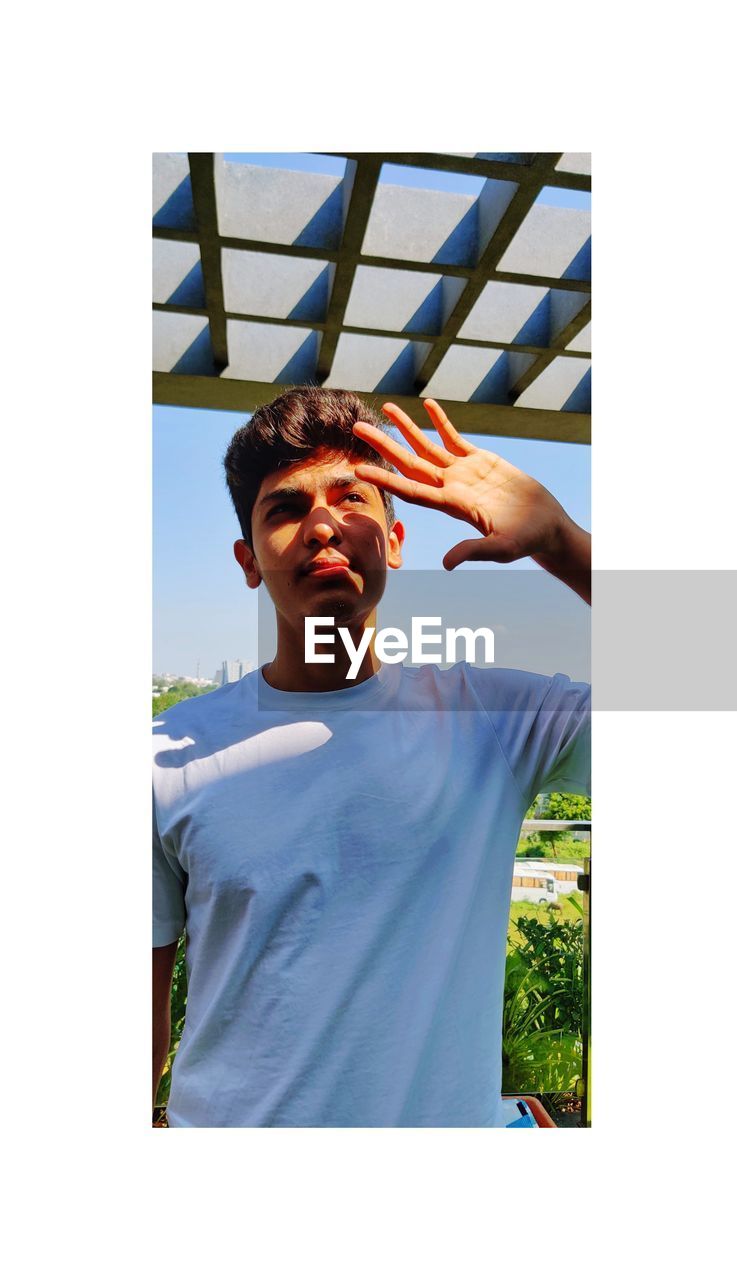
511, 861, 558, 905
518, 860, 584, 896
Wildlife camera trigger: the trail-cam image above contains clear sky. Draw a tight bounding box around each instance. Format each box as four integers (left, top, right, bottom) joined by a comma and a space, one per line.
154, 153, 590, 678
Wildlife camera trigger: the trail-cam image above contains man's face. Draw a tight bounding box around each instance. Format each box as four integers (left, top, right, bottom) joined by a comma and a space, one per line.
235, 448, 404, 630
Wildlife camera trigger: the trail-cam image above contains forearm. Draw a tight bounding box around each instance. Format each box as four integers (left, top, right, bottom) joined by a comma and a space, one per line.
152, 939, 178, 1109
153, 1013, 171, 1108
533, 516, 591, 605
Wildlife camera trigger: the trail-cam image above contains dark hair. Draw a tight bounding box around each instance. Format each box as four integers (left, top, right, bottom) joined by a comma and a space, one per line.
223, 386, 396, 546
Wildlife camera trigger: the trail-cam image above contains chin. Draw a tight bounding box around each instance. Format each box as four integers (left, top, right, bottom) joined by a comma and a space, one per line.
315, 591, 361, 617
297, 590, 369, 626
331, 597, 364, 618
301, 578, 360, 604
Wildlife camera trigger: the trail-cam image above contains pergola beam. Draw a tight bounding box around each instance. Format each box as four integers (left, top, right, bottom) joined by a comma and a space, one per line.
414, 153, 567, 392
153, 372, 591, 445
153, 224, 590, 294
153, 300, 591, 360
187, 152, 228, 369
509, 300, 592, 400
326, 151, 591, 191
316, 157, 382, 381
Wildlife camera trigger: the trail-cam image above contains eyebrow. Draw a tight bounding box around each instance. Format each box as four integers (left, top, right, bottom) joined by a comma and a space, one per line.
257, 474, 372, 509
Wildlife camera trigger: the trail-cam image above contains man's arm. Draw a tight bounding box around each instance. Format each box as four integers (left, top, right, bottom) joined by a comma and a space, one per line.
352, 399, 591, 605
532, 517, 591, 605
152, 940, 178, 1109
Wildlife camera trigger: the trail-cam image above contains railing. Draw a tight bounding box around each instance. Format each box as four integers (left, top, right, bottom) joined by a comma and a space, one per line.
517, 819, 591, 1127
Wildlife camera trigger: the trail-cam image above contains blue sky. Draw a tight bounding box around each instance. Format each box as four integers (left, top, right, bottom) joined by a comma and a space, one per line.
154, 153, 590, 678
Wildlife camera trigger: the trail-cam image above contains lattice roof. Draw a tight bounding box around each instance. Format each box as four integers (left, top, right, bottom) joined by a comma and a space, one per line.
153, 153, 591, 443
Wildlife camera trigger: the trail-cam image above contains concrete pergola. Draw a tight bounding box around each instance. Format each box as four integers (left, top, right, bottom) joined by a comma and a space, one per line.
153, 153, 591, 444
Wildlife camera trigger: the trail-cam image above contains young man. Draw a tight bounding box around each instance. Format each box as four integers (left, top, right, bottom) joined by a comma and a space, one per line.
153, 386, 591, 1127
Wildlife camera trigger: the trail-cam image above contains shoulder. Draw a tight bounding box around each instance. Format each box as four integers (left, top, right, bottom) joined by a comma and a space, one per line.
460, 664, 589, 715
394, 665, 591, 737
402, 662, 587, 714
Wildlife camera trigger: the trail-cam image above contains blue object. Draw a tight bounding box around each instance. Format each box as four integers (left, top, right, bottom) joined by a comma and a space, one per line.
502, 1097, 539, 1128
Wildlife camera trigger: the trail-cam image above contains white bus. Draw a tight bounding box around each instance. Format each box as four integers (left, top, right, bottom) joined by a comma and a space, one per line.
514, 860, 584, 896
511, 862, 558, 905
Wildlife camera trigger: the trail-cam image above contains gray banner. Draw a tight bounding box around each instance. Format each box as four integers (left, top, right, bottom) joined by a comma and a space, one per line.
593, 570, 736, 710
254, 568, 736, 710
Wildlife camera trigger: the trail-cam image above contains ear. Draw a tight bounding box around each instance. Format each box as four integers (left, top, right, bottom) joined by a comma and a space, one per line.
387, 520, 405, 570
233, 539, 262, 589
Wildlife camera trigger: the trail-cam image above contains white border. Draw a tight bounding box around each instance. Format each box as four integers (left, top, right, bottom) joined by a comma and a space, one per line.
5, 15, 735, 1275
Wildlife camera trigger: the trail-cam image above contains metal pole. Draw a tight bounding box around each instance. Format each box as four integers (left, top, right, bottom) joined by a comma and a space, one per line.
578, 853, 591, 1127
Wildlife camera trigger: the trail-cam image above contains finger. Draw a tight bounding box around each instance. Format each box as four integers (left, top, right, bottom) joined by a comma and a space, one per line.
353, 462, 448, 509
352, 421, 444, 485
423, 399, 473, 456
443, 536, 519, 570
380, 402, 452, 466
443, 539, 484, 571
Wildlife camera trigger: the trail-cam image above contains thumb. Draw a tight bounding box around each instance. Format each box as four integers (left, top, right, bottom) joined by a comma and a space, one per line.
443, 537, 492, 571
443, 534, 517, 570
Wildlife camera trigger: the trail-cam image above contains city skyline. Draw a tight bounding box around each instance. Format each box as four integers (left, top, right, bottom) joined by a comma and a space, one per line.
153, 659, 255, 688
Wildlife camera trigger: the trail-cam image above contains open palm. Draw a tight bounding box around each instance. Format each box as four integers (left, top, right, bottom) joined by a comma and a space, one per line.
352, 400, 569, 570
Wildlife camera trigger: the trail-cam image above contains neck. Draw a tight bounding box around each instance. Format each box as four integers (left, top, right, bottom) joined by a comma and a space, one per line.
263, 609, 380, 693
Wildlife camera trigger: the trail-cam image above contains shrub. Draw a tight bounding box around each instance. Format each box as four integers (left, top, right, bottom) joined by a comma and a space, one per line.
502, 909, 584, 1095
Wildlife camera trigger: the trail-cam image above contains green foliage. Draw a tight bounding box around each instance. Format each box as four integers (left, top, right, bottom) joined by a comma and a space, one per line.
515, 832, 587, 864
521, 792, 590, 860
508, 891, 584, 946
152, 682, 216, 718
534, 792, 590, 857
512, 914, 583, 1036
540, 792, 591, 822
502, 907, 584, 1095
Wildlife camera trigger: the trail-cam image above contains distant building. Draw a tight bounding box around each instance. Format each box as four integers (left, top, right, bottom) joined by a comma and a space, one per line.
218, 659, 253, 685
153, 673, 175, 689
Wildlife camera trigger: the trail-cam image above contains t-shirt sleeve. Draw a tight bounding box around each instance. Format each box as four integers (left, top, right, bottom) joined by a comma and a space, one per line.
473, 668, 591, 806
153, 795, 187, 947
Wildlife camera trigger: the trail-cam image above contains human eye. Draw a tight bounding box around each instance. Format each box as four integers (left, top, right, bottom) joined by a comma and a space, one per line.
267, 501, 299, 519
342, 490, 367, 504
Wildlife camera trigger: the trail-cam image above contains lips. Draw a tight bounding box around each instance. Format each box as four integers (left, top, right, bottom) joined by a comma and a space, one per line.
302, 559, 353, 578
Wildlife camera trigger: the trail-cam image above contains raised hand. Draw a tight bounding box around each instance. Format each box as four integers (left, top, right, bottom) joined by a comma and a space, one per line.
352, 400, 575, 572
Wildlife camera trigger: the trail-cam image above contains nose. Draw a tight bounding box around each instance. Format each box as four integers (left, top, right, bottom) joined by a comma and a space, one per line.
302, 506, 342, 548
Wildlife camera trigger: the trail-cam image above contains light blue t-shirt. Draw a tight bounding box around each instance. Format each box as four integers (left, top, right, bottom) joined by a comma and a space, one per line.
153, 662, 590, 1127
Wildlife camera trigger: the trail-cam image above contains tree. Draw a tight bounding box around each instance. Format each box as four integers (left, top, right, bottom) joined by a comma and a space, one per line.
535, 792, 591, 856
152, 684, 216, 718
540, 793, 591, 822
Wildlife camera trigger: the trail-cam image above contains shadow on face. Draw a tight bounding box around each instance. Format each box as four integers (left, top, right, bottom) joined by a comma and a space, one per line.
234, 449, 405, 630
